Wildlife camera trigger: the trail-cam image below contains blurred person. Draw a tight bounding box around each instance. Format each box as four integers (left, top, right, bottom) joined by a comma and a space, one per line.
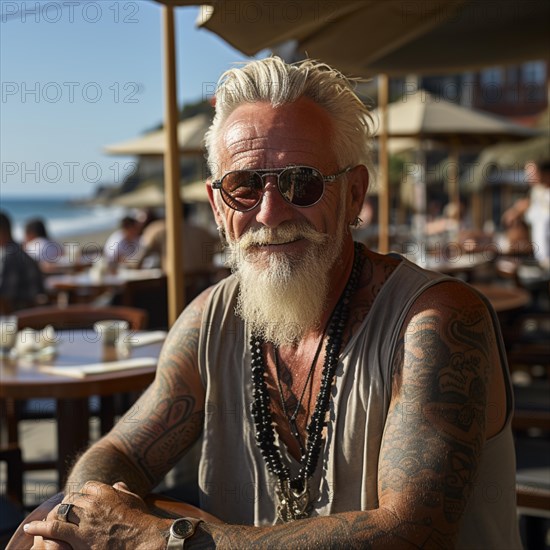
135, 207, 161, 233
135, 202, 219, 273
0, 211, 45, 310
103, 215, 142, 267
525, 159, 550, 268
26, 57, 521, 549
23, 217, 64, 268
502, 159, 550, 266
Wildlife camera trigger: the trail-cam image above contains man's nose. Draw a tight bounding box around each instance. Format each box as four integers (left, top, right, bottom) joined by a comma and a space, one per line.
254, 179, 295, 228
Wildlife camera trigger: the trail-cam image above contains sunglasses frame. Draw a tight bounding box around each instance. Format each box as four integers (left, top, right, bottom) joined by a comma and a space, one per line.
211, 165, 351, 212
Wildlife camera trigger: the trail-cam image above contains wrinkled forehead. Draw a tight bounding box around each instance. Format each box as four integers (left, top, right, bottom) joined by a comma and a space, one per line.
217, 99, 336, 173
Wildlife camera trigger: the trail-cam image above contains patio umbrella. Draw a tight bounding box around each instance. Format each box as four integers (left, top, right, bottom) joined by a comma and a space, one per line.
372, 91, 541, 142
111, 180, 209, 207
467, 135, 550, 192
371, 90, 543, 231
104, 113, 211, 156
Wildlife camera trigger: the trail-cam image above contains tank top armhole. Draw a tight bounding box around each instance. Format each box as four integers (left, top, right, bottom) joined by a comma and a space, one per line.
197, 275, 240, 387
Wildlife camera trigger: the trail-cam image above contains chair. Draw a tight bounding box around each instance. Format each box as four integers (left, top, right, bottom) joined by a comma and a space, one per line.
4, 305, 149, 500
0, 407, 25, 533
0, 443, 24, 506
0, 447, 24, 547
118, 275, 168, 330
16, 304, 148, 331
0, 296, 14, 315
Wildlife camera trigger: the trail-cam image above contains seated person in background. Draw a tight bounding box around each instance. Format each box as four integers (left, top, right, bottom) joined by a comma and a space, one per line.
136, 206, 161, 233
27, 57, 521, 549
0, 211, 44, 311
23, 217, 64, 270
135, 202, 220, 274
103, 215, 142, 267
503, 219, 534, 257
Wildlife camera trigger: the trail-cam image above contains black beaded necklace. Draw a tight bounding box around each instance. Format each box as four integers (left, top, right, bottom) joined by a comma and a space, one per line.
250, 242, 364, 522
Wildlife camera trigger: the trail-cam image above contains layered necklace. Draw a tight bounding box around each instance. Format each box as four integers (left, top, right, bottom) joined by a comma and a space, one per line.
250, 242, 364, 522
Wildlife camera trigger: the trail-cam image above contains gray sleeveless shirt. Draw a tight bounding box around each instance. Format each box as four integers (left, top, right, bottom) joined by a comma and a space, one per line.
196, 256, 522, 549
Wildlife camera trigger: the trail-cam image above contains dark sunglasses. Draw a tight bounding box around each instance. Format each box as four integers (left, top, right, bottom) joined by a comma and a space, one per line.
211, 165, 351, 212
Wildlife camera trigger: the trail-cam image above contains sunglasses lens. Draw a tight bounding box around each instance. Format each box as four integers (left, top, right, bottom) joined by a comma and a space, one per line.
279, 167, 324, 207
221, 171, 263, 211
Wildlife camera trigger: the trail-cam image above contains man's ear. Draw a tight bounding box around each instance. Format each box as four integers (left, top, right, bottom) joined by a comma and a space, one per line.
206, 178, 224, 228
347, 165, 369, 219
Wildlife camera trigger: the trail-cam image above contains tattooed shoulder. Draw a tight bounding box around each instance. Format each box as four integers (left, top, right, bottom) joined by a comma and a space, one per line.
160, 287, 215, 375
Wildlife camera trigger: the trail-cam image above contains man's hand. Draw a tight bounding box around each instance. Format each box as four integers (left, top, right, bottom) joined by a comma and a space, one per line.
24, 481, 172, 550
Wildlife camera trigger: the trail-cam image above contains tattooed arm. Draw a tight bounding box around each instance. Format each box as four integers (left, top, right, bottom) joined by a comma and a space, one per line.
184, 281, 504, 548
24, 291, 212, 548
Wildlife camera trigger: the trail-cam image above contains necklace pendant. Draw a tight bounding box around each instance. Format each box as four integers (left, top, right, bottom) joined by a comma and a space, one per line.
276, 480, 311, 522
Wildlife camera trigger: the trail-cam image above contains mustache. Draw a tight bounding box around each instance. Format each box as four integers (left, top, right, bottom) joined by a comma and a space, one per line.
237, 222, 328, 249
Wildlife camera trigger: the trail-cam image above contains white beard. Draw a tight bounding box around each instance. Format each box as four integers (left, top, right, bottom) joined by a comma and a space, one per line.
225, 213, 347, 347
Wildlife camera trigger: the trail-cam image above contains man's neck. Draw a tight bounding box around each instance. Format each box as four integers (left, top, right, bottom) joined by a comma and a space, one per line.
317, 237, 357, 333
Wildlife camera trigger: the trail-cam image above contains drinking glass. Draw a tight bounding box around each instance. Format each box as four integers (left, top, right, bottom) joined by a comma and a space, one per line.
0, 315, 18, 357
94, 320, 129, 347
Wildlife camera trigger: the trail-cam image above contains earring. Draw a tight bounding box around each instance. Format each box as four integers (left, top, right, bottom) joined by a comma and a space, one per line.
216, 225, 227, 244
350, 216, 363, 228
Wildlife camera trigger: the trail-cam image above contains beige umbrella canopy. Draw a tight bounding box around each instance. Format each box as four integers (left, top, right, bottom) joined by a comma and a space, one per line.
372, 91, 542, 142
190, 0, 549, 76
111, 180, 209, 207
104, 113, 211, 156
372, 90, 542, 228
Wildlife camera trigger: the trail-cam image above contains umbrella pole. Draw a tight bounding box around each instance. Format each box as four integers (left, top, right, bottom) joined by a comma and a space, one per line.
377, 74, 390, 253
162, 4, 185, 325
449, 138, 460, 241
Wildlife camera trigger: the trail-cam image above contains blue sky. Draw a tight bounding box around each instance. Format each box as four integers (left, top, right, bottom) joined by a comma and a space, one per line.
1, 1, 261, 198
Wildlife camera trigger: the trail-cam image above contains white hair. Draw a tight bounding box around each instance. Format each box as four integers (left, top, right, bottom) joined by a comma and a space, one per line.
205, 56, 375, 182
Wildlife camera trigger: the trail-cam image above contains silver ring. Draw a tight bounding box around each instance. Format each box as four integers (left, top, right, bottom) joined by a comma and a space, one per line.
57, 503, 74, 523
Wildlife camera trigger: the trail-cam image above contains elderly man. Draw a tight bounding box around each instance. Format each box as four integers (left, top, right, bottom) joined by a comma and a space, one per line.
25, 58, 521, 549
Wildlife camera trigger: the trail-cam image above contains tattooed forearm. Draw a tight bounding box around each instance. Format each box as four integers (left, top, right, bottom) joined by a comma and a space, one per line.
64, 444, 150, 494
192, 508, 448, 550
117, 395, 203, 484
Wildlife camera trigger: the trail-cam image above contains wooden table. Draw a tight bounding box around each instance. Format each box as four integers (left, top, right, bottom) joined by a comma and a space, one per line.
45, 268, 164, 305
0, 330, 163, 486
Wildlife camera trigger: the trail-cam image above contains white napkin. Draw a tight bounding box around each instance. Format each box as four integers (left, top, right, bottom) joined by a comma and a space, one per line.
128, 331, 168, 347
39, 357, 158, 378
16, 326, 57, 356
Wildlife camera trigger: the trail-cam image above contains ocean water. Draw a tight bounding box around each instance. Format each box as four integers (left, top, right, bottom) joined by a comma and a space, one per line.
0, 197, 126, 242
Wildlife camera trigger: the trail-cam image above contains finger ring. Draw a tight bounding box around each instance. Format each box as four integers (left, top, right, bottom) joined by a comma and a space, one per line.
57, 503, 74, 523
